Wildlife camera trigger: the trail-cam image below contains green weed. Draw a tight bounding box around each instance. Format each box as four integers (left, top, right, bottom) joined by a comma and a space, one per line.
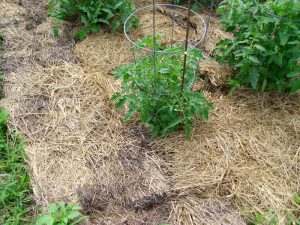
0, 109, 33, 225
35, 202, 88, 225
112, 37, 213, 138
48, 0, 138, 40
247, 194, 300, 225
215, 0, 300, 93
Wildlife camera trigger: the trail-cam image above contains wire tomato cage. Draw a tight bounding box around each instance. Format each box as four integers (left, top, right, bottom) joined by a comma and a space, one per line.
123, 0, 209, 93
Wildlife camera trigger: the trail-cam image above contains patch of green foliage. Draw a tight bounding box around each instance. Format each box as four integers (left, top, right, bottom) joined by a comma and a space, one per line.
215, 0, 300, 93
245, 194, 300, 225
112, 37, 213, 138
48, 0, 138, 40
35, 201, 88, 225
175, 0, 220, 10
0, 109, 33, 225
0, 31, 4, 96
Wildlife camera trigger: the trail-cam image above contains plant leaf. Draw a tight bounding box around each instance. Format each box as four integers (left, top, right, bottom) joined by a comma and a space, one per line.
249, 67, 260, 90
35, 215, 54, 225
249, 56, 261, 64
287, 71, 300, 78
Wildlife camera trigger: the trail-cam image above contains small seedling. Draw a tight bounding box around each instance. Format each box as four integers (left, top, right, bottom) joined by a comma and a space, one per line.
35, 201, 88, 225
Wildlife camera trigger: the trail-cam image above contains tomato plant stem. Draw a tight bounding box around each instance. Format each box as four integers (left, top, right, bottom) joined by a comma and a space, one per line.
181, 0, 193, 91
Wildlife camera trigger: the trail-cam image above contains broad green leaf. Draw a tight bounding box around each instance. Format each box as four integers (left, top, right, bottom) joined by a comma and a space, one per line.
69, 216, 89, 225
290, 79, 300, 92
262, 79, 267, 92
112, 20, 121, 32
35, 215, 54, 225
67, 211, 81, 219
115, 98, 126, 109
287, 71, 300, 78
74, 29, 87, 40
249, 67, 260, 90
273, 53, 283, 66
159, 68, 170, 74
71, 205, 82, 211
254, 44, 266, 52
248, 56, 261, 64
80, 15, 89, 25
162, 118, 182, 135
48, 203, 57, 213
91, 24, 100, 33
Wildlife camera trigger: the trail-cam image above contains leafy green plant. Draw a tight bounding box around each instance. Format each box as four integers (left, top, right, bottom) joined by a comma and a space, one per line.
35, 202, 88, 225
0, 109, 33, 225
112, 37, 212, 138
175, 0, 220, 10
215, 0, 300, 93
48, 0, 138, 39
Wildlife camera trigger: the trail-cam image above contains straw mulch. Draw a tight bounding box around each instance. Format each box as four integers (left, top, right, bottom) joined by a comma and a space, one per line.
1, 0, 299, 224
153, 91, 300, 224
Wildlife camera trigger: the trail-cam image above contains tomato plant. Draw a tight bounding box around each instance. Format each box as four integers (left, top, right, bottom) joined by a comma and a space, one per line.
175, 0, 221, 10
48, 0, 138, 40
215, 0, 300, 93
112, 38, 212, 138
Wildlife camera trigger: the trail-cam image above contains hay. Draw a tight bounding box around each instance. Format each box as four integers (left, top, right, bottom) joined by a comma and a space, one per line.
169, 197, 246, 225
198, 10, 233, 54
0, 2, 26, 24
1, 18, 75, 73
128, 6, 205, 47
152, 91, 300, 224
199, 56, 232, 87
2, 61, 171, 224
2, 0, 300, 224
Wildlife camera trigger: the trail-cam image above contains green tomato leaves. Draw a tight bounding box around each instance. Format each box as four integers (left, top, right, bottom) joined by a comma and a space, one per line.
215, 0, 300, 93
112, 39, 212, 138
49, 0, 138, 40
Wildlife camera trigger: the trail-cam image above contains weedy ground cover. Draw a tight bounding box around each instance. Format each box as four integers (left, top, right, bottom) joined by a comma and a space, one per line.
246, 194, 300, 225
0, 31, 4, 96
0, 109, 33, 224
112, 37, 213, 138
215, 0, 300, 93
48, 0, 138, 40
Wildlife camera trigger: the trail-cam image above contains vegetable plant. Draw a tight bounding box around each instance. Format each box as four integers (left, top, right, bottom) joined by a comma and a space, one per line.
112, 37, 213, 138
35, 201, 88, 225
215, 0, 300, 93
48, 0, 138, 40
175, 0, 221, 10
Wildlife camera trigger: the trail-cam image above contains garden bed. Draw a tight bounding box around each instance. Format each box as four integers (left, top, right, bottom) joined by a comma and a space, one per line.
0, 0, 299, 224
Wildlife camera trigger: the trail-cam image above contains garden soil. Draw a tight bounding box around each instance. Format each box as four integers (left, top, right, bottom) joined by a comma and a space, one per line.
1, 0, 299, 224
